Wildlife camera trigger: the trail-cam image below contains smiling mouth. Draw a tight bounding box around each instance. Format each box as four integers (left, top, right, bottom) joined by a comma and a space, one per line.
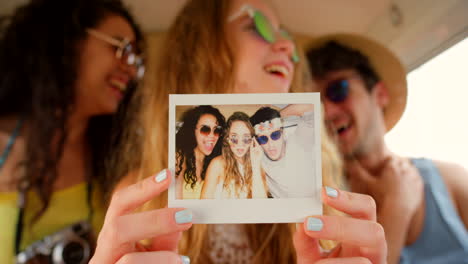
236, 148, 245, 154
109, 78, 128, 92
336, 124, 351, 135
264, 64, 289, 79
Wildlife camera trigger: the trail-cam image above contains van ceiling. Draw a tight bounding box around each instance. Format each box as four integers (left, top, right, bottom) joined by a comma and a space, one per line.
1, 0, 467, 72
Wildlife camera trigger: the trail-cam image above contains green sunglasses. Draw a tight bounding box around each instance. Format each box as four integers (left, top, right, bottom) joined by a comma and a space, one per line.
229, 4, 300, 63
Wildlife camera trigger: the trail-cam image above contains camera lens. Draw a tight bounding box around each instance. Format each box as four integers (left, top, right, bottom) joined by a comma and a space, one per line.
62, 242, 85, 264
52, 238, 90, 264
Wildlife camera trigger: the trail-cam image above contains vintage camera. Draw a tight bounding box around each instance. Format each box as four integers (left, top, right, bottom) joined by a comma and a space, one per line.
16, 221, 93, 264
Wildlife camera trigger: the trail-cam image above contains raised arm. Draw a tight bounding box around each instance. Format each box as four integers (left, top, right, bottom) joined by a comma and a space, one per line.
280, 104, 314, 118
346, 157, 424, 264
250, 138, 267, 198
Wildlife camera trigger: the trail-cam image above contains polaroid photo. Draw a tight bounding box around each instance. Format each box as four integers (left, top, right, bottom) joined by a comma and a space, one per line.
168, 93, 322, 224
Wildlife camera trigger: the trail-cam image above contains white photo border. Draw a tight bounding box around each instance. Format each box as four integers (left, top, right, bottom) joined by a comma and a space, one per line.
168, 93, 322, 224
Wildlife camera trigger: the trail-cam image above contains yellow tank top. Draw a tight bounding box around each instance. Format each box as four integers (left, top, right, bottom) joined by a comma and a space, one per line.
0, 182, 105, 264
182, 181, 204, 199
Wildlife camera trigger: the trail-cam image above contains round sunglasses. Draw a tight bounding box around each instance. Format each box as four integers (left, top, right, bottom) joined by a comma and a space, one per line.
228, 135, 253, 145
229, 4, 300, 63
256, 130, 282, 145
198, 125, 223, 137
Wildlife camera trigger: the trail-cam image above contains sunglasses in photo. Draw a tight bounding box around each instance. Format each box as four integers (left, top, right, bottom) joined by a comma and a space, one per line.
228, 4, 300, 63
228, 135, 253, 145
87, 29, 145, 79
198, 125, 224, 137
256, 130, 282, 145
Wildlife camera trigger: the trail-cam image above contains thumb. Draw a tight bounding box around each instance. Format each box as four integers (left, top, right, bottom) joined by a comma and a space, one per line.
293, 224, 322, 264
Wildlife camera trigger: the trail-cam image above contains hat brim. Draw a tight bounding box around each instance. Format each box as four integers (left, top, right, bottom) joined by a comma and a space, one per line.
305, 33, 408, 132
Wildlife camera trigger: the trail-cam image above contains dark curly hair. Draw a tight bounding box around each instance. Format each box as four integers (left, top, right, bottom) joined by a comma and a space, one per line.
0, 0, 143, 220
306, 41, 380, 92
176, 105, 226, 189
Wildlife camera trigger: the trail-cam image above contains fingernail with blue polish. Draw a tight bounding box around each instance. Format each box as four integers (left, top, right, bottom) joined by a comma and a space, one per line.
175, 209, 192, 224
180, 255, 190, 264
307, 217, 323, 231
325, 186, 338, 198
155, 170, 167, 183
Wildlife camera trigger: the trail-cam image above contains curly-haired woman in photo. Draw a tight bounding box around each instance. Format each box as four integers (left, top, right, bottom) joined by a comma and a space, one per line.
201, 111, 267, 199
175, 105, 226, 199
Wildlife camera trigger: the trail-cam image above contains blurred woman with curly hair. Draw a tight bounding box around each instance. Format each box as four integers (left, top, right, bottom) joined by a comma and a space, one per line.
0, 0, 144, 262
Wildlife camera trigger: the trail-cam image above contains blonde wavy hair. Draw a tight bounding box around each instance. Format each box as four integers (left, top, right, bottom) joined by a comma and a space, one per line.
111, 0, 344, 263
222, 112, 255, 198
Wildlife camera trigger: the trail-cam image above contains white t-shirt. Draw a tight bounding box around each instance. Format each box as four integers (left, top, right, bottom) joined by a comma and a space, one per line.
262, 111, 315, 198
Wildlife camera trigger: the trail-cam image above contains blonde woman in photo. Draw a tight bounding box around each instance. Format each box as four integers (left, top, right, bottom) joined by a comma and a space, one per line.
201, 111, 267, 199
90, 0, 387, 263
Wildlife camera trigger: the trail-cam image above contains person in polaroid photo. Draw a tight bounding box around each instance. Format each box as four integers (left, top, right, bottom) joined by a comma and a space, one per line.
250, 104, 315, 198
89, 0, 388, 263
175, 106, 226, 199
201, 112, 268, 199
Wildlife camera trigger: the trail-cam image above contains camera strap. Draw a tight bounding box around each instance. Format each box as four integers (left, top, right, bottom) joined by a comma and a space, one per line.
14, 181, 94, 255
0, 119, 23, 168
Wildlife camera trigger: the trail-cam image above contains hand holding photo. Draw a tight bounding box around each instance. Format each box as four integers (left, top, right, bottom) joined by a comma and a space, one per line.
168, 93, 322, 224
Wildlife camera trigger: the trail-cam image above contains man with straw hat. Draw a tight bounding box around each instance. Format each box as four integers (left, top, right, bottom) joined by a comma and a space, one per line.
306, 34, 468, 264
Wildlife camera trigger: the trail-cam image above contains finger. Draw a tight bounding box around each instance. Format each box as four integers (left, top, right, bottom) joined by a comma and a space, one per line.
303, 215, 385, 250
115, 251, 189, 264
399, 158, 413, 173
293, 223, 322, 264
380, 156, 397, 173
150, 231, 183, 252
315, 257, 372, 264
322, 187, 376, 221
100, 208, 192, 248
106, 169, 171, 220
254, 137, 260, 147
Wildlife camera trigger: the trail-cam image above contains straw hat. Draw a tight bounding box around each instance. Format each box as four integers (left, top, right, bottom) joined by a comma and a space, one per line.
305, 33, 407, 132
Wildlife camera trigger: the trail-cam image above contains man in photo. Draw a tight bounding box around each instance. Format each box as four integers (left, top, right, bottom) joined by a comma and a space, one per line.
250, 104, 316, 198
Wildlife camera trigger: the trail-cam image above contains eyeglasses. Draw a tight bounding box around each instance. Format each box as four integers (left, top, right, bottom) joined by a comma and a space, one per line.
256, 130, 282, 145
228, 135, 253, 145
86, 29, 145, 79
228, 4, 300, 63
198, 125, 223, 137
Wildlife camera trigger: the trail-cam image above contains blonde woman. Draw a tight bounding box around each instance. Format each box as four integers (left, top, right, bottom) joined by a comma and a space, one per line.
201, 111, 267, 199
90, 0, 387, 263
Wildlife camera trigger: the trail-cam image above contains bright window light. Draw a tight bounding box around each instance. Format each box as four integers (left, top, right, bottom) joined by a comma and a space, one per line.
385, 37, 468, 169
